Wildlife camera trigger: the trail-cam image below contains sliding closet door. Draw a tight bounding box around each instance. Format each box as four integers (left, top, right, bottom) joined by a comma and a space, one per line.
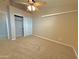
15, 15, 24, 38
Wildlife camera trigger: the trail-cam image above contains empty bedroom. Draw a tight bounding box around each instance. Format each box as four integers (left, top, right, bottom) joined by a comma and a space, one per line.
0, 0, 78, 59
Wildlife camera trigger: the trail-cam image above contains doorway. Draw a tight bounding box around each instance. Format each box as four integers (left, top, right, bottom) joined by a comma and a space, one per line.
15, 15, 24, 38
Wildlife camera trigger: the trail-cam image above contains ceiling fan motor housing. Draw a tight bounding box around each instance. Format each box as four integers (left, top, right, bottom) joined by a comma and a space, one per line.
32, 0, 35, 3
28, 0, 35, 3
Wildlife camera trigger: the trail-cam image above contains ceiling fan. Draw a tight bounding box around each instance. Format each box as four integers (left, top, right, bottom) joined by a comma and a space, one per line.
12, 0, 47, 12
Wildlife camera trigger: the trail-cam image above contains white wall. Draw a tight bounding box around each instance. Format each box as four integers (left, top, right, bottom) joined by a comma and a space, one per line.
0, 0, 9, 39
0, 12, 8, 39
24, 17, 32, 36
33, 11, 78, 52
9, 6, 32, 40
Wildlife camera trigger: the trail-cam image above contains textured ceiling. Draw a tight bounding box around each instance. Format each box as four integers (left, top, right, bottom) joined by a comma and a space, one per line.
11, 0, 77, 15
0, 0, 9, 11
40, 0, 77, 15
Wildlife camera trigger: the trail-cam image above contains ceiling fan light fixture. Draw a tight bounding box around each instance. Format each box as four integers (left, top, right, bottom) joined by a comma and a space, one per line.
27, 5, 36, 11
32, 6, 36, 11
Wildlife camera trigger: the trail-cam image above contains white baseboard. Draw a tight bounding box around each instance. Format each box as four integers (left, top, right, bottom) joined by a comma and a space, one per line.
12, 38, 16, 40
33, 34, 72, 47
32, 34, 78, 57
72, 47, 78, 58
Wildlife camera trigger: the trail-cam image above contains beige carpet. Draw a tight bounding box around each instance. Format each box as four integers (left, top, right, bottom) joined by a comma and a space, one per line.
0, 36, 77, 59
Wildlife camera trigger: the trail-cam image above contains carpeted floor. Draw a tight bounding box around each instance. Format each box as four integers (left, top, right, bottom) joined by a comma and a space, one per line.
0, 35, 77, 59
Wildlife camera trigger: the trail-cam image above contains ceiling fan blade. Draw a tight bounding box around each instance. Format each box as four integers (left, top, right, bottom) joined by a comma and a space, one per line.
12, 0, 30, 6
34, 2, 47, 7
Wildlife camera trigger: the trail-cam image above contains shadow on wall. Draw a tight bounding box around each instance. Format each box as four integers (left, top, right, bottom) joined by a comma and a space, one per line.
0, 12, 8, 39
